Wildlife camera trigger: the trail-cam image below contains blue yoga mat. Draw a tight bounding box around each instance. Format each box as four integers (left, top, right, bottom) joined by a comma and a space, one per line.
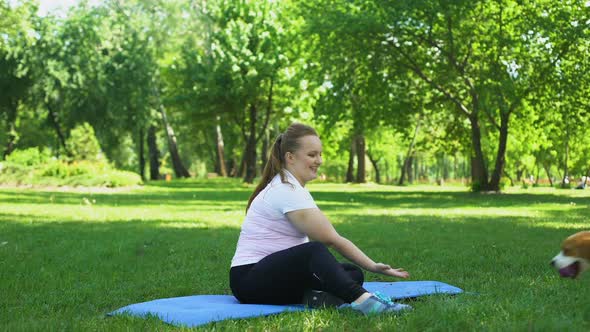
109, 281, 462, 328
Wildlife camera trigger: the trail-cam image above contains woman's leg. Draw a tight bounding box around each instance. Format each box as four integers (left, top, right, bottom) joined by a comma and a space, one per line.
230, 242, 367, 304
341, 262, 364, 286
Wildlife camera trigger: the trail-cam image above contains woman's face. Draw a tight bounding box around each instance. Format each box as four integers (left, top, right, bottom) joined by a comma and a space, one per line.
285, 135, 323, 186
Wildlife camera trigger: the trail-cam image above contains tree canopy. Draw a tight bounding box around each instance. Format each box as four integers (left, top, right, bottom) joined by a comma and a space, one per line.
1, 0, 588, 189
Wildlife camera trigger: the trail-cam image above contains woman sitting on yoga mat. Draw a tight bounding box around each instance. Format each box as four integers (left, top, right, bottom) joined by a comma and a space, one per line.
229, 123, 411, 315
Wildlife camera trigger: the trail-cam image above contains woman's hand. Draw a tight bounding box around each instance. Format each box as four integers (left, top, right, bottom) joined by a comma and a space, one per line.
372, 263, 410, 278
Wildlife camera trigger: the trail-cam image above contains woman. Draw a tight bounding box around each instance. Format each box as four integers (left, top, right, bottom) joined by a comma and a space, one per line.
229, 123, 411, 314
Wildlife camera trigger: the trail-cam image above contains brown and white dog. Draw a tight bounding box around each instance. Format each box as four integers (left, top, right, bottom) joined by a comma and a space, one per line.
551, 231, 590, 278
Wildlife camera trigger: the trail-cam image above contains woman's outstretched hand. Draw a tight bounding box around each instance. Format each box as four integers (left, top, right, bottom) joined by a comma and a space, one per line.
372, 263, 410, 278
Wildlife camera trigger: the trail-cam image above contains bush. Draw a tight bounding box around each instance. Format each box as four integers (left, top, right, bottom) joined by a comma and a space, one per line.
65, 123, 104, 162
38, 160, 110, 178
62, 169, 141, 187
499, 177, 511, 190
5, 147, 52, 166
33, 160, 140, 187
0, 162, 34, 185
1, 151, 142, 188
470, 181, 482, 192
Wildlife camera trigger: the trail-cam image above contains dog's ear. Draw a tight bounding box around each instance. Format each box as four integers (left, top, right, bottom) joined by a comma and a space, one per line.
572, 232, 590, 260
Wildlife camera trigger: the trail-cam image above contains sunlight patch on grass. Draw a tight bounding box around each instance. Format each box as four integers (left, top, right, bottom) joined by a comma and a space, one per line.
155, 221, 239, 229
2, 183, 590, 331
1, 203, 244, 225
309, 183, 468, 193
530, 221, 589, 229
326, 207, 544, 218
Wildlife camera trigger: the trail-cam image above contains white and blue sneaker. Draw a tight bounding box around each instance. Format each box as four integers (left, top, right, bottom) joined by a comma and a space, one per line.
350, 292, 412, 315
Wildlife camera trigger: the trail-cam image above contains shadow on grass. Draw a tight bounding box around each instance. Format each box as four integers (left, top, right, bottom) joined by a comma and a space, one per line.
314, 190, 590, 209
144, 178, 249, 189
0, 188, 251, 207
0, 213, 240, 316
2, 204, 589, 330
2, 185, 589, 211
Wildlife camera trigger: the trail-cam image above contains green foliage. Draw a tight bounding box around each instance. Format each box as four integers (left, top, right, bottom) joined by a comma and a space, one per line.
0, 162, 33, 183
499, 177, 512, 190
0, 158, 141, 187
4, 147, 52, 166
65, 123, 104, 162
0, 140, 141, 187
1, 0, 589, 189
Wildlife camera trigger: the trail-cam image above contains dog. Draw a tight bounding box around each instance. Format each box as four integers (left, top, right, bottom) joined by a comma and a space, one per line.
551, 231, 590, 278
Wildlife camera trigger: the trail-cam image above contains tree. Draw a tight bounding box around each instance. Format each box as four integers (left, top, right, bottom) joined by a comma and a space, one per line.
174, 0, 292, 183
380, 0, 588, 191
0, 0, 37, 158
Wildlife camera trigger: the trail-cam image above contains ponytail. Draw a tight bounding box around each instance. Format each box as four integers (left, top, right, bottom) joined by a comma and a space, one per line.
246, 123, 318, 212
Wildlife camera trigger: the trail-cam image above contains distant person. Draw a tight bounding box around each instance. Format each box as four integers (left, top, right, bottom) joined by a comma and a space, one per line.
229, 123, 411, 315
575, 176, 587, 189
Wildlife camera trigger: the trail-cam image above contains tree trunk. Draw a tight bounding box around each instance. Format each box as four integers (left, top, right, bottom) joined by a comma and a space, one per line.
504, 172, 514, 187
399, 157, 408, 185
243, 103, 258, 184
147, 125, 160, 180
355, 134, 366, 183
346, 138, 356, 183
469, 114, 489, 190
138, 127, 145, 180
215, 116, 227, 177
3, 115, 17, 160
228, 158, 238, 177
489, 112, 510, 191
260, 128, 269, 173
367, 151, 380, 184
543, 163, 553, 187
408, 156, 415, 183
157, 100, 190, 178
561, 123, 570, 187
515, 168, 523, 182
416, 158, 420, 181
46, 103, 69, 157
259, 78, 274, 173
237, 155, 246, 178
240, 76, 273, 183
3, 133, 16, 160
398, 117, 421, 185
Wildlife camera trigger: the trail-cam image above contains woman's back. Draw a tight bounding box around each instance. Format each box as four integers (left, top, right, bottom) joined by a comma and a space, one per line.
231, 170, 317, 267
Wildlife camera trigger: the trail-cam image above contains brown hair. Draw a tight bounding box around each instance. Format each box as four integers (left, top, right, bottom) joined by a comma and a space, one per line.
246, 123, 318, 211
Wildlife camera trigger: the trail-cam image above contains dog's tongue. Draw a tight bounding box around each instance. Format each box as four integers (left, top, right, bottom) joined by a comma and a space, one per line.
559, 263, 579, 278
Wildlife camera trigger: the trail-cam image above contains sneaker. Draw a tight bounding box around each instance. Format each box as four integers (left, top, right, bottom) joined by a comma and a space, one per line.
350, 292, 412, 315
302, 289, 346, 308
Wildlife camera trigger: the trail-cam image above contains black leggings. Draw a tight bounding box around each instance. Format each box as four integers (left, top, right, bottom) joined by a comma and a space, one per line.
230, 242, 367, 304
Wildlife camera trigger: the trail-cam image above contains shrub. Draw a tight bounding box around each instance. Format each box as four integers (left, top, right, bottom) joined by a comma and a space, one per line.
62, 169, 141, 187
34, 160, 140, 187
1, 155, 142, 188
65, 123, 105, 162
39, 160, 71, 178
470, 181, 482, 192
0, 162, 34, 185
5, 147, 52, 166
499, 177, 511, 190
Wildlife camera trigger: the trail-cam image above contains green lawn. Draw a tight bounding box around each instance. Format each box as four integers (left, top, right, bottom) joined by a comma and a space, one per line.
1, 180, 589, 331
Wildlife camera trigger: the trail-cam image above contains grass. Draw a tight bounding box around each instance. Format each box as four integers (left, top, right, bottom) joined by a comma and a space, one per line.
1, 179, 589, 331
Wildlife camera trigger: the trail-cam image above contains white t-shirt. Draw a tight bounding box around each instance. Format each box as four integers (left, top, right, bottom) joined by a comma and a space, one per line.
231, 170, 318, 267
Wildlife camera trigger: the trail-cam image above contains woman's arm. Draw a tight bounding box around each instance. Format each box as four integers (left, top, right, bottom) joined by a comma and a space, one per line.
286, 208, 409, 278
